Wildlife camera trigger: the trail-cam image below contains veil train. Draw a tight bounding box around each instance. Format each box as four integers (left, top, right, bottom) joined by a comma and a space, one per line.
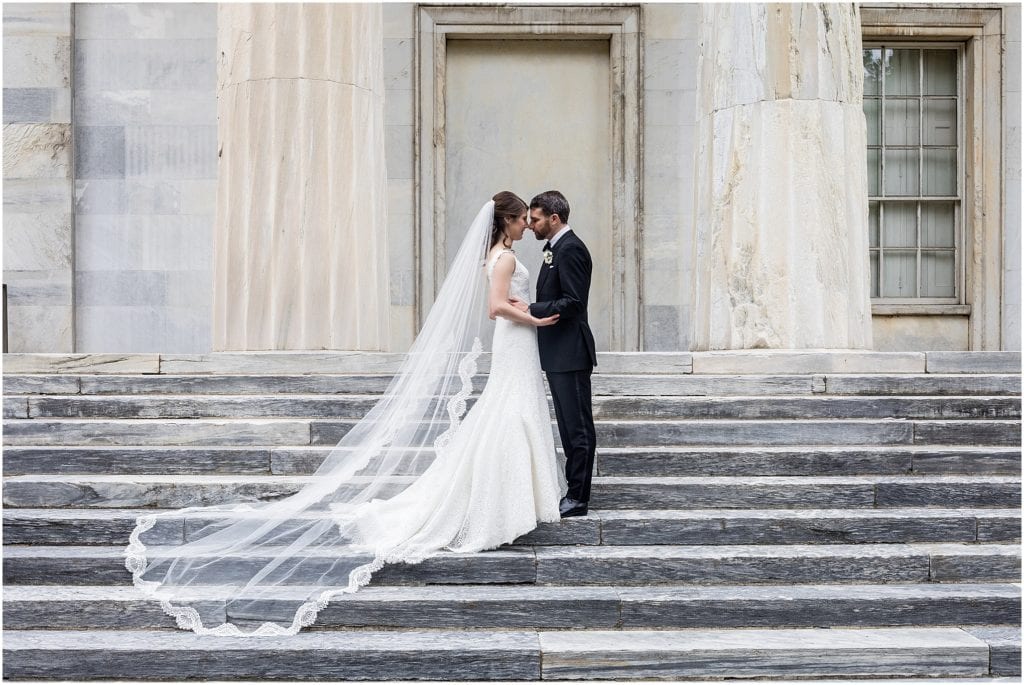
125, 201, 498, 636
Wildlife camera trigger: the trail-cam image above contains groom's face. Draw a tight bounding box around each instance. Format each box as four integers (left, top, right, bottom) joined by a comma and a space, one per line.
529, 208, 555, 240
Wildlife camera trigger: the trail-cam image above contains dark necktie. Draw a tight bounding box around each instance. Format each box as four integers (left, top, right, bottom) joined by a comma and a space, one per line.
543, 241, 552, 252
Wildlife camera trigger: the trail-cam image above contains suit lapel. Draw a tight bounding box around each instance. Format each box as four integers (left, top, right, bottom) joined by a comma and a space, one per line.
538, 230, 572, 294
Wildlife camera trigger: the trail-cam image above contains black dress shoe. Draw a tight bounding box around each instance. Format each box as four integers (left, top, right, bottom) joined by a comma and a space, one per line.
559, 497, 588, 518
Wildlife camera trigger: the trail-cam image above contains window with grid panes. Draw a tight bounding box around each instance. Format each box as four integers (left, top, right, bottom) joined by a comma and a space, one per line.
863, 45, 962, 302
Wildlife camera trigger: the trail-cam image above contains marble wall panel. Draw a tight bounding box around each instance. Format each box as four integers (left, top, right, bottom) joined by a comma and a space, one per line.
2, 3, 74, 351
1002, 4, 1021, 350
72, 3, 216, 353
641, 4, 700, 350
382, 3, 416, 352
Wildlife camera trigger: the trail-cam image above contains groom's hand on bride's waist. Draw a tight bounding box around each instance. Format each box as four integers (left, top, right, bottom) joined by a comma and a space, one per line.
508, 298, 530, 313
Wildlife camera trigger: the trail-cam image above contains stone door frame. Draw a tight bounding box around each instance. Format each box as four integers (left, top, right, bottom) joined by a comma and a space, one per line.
415, 5, 642, 350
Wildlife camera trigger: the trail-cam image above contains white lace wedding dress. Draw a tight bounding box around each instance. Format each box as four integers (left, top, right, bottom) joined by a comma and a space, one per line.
351, 248, 565, 556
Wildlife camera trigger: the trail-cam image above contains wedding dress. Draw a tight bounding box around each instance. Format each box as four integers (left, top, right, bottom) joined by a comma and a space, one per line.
124, 201, 565, 636
353, 249, 564, 555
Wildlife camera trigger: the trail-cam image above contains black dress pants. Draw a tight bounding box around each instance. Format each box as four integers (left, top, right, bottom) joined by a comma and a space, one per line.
546, 369, 597, 502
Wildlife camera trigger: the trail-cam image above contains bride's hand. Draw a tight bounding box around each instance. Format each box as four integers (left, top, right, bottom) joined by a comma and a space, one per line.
533, 314, 560, 327
508, 298, 529, 313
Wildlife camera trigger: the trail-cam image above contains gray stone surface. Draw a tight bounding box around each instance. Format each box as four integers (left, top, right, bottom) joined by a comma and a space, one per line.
589, 476, 876, 509
691, 351, 927, 374
615, 583, 1021, 629
825, 374, 1022, 396
594, 374, 813, 395
2, 419, 311, 446
1, 545, 539, 587
2, 629, 541, 680
8, 543, 1016, 588
0, 353, 1017, 680
3, 88, 54, 123
10, 371, 1015, 396
2, 585, 222, 630
910, 447, 1022, 475
875, 477, 1021, 508
592, 396, 1021, 420
597, 508, 990, 545
918, 543, 1023, 582
1, 474, 315, 508
595, 419, 918, 447
5, 583, 1017, 631
3, 375, 80, 394
2, 354, 160, 374
5, 507, 1017, 548
926, 352, 1022, 374
79, 373, 401, 395
913, 420, 1021, 446
310, 418, 921, 447
977, 512, 1023, 542
3, 508, 184, 545
538, 627, 989, 679
216, 445, 1022, 478
26, 395, 382, 419
2, 446, 272, 475
4, 397, 29, 418
534, 544, 935, 585
16, 393, 1019, 420
159, 352, 424, 375
964, 626, 1022, 676
7, 474, 1015, 511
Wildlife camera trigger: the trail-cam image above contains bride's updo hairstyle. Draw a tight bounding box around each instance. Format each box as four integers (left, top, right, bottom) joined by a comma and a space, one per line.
488, 191, 528, 252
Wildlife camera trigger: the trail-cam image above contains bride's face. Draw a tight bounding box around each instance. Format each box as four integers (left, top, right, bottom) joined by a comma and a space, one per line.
506, 211, 528, 241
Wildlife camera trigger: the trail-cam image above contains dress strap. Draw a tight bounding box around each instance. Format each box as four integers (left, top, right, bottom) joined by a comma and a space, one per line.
486, 248, 515, 277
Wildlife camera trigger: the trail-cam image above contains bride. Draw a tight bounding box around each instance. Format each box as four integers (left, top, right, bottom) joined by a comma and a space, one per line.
125, 192, 567, 636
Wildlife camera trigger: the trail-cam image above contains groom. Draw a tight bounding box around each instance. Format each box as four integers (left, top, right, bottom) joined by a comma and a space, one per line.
510, 190, 598, 518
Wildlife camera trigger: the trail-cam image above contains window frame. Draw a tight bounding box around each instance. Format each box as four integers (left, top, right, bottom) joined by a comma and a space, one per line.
864, 41, 965, 305
861, 5, 1004, 350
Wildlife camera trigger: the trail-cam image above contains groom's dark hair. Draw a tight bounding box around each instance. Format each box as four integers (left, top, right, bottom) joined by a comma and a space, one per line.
530, 190, 570, 224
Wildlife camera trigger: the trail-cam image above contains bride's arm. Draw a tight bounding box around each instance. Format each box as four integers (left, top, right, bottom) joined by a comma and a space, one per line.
488, 253, 558, 326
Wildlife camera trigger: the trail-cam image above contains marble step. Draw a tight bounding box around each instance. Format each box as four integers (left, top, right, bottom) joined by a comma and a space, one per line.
964, 625, 1024, 676
5, 444, 1018, 477
12, 393, 1020, 420
4, 543, 1019, 586
5, 372, 1021, 396
5, 349, 1019, 375
4, 418, 1019, 446
2, 474, 1017, 510
3, 583, 1019, 631
1, 626, 1013, 680
4, 507, 1018, 547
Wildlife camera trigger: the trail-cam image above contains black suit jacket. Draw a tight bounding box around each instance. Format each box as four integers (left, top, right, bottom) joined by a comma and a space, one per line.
529, 230, 598, 372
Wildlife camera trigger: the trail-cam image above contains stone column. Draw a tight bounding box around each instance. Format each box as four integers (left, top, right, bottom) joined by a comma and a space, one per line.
690, 3, 872, 350
214, 4, 390, 351
2, 4, 74, 352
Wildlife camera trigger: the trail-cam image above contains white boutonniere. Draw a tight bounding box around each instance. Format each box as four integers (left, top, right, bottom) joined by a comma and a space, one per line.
543, 250, 553, 265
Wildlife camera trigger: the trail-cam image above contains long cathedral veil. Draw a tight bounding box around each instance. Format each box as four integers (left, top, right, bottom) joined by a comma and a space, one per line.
125, 201, 497, 636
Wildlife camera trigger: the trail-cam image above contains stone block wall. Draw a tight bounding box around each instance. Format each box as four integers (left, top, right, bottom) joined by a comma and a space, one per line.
640, 3, 700, 351
2, 3, 74, 352
1002, 2, 1021, 351
1, 3, 1019, 353
72, 3, 216, 352
382, 4, 416, 353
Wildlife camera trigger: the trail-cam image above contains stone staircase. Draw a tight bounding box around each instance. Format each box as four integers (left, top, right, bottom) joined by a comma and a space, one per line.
2, 350, 1021, 680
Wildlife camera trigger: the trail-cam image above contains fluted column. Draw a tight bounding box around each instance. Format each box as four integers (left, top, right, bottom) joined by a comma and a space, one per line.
690, 3, 872, 350
213, 4, 389, 350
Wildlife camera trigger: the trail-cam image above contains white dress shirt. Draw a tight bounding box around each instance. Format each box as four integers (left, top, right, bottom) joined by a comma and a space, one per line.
548, 224, 572, 248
